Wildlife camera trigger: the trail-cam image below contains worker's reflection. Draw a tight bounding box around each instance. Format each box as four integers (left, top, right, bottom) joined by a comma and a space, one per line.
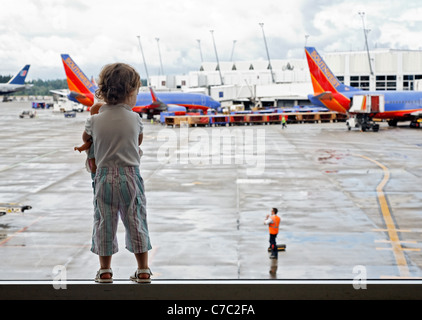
269, 257, 278, 279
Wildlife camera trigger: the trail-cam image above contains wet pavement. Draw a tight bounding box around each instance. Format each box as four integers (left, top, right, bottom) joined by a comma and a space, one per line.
1, 101, 422, 281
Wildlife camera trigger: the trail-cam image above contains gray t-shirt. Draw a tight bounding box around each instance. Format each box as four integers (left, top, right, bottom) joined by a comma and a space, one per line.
84, 104, 143, 168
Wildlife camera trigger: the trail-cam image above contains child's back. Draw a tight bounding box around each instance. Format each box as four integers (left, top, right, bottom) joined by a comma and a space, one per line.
83, 62, 152, 284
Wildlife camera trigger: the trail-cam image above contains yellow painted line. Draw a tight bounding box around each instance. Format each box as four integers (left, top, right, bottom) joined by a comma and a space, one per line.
372, 228, 412, 233
380, 275, 422, 279
354, 154, 410, 278
376, 247, 420, 252
375, 240, 417, 244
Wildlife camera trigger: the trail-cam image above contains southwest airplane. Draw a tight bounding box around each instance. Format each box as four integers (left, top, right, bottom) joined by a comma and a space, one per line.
60, 54, 220, 117
0, 65, 32, 95
305, 47, 422, 130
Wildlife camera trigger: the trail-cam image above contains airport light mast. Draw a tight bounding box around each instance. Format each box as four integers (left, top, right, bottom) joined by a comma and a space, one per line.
303, 34, 309, 58
155, 37, 164, 76
358, 12, 374, 76
210, 30, 224, 85
230, 40, 237, 62
197, 39, 204, 63
137, 35, 150, 87
259, 23, 275, 84
304, 34, 309, 47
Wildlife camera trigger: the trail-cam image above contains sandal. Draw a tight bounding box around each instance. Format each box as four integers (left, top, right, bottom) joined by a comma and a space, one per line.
95, 268, 113, 283
130, 268, 152, 283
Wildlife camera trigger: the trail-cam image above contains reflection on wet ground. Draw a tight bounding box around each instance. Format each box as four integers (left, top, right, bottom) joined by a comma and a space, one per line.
0, 102, 422, 281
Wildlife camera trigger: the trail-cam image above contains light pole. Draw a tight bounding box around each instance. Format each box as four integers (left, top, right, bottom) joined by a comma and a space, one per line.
210, 30, 224, 85
304, 34, 309, 58
358, 12, 373, 76
155, 37, 164, 75
259, 23, 275, 83
304, 34, 309, 47
197, 39, 203, 63
230, 40, 237, 62
137, 35, 150, 87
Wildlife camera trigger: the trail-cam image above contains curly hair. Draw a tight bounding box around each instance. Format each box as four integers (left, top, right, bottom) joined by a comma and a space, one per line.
95, 63, 141, 105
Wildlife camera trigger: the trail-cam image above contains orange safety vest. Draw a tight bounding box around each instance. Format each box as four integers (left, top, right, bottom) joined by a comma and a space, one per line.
268, 215, 280, 235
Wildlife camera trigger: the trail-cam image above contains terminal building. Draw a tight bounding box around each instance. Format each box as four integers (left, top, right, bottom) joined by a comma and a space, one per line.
148, 48, 422, 111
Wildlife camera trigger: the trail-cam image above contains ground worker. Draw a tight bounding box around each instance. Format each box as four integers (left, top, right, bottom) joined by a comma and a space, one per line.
264, 208, 281, 259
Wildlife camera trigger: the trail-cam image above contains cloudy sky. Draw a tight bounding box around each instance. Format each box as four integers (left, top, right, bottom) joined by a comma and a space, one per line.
1, 0, 421, 80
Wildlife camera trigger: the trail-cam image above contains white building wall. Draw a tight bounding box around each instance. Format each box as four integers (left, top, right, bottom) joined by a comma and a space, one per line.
402, 52, 422, 74
375, 52, 398, 74
256, 83, 313, 99
325, 49, 422, 91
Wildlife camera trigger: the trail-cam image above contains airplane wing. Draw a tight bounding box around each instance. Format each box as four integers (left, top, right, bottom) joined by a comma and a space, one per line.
50, 89, 69, 96
411, 110, 422, 117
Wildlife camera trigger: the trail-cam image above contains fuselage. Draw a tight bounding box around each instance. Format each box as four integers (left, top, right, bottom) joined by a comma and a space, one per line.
0, 84, 29, 94
136, 91, 220, 109
309, 90, 422, 120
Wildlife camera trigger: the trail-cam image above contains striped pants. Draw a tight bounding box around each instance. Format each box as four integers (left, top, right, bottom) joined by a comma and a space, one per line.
91, 167, 151, 256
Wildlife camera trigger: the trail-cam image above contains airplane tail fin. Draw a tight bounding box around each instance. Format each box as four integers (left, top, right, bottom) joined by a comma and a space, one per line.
90, 75, 98, 87
305, 47, 358, 95
149, 86, 159, 103
8, 65, 30, 85
149, 86, 168, 111
61, 54, 96, 106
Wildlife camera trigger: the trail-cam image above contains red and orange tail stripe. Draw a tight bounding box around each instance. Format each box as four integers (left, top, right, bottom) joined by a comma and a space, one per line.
61, 54, 95, 106
305, 47, 350, 113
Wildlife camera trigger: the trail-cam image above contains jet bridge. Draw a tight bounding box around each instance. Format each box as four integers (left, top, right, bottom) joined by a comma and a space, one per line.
347, 94, 385, 132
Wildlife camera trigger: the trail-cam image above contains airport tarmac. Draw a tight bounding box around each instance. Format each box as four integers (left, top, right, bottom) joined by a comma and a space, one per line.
0, 101, 422, 281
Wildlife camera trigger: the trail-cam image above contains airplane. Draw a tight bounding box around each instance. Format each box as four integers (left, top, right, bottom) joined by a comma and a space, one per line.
0, 65, 32, 95
60, 54, 221, 118
131, 86, 221, 118
305, 46, 422, 131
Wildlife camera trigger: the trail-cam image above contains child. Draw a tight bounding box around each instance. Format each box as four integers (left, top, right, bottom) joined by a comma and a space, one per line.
83, 63, 152, 283
74, 102, 104, 175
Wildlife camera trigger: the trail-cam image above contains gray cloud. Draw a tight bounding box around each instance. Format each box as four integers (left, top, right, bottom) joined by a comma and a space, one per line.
1, 0, 421, 80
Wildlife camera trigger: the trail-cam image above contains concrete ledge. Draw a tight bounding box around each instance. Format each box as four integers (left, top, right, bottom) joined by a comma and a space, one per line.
1, 280, 421, 300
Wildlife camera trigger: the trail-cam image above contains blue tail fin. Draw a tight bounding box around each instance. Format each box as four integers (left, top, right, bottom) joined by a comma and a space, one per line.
8, 65, 30, 85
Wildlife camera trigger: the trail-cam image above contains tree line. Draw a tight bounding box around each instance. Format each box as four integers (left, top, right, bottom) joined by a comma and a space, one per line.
24, 79, 69, 96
